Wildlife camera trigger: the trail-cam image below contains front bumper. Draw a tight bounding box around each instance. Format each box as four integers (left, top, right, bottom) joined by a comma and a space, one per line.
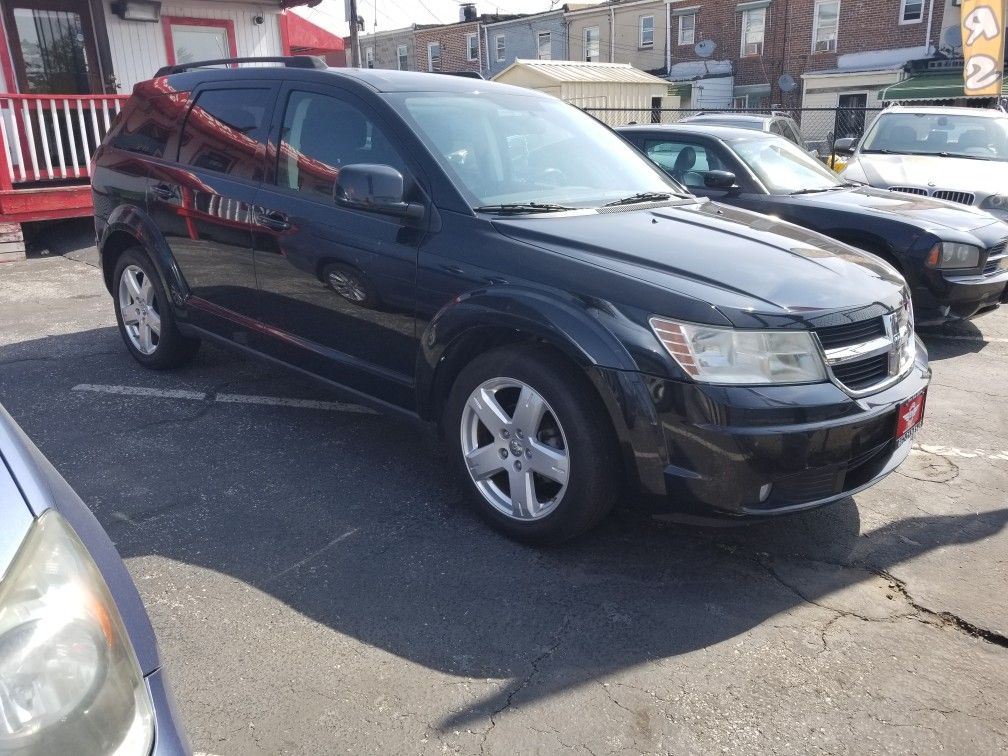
911, 266, 1008, 321
618, 339, 930, 518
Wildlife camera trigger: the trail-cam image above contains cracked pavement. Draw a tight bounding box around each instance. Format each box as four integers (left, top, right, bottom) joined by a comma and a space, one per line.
1, 229, 1006, 755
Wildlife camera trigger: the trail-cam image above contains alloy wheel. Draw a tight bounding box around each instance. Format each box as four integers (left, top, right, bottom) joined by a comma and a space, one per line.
118, 264, 160, 356
460, 377, 570, 521
327, 269, 368, 303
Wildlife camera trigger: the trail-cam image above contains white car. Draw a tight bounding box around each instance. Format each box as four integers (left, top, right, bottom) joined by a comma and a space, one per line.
838, 106, 1008, 222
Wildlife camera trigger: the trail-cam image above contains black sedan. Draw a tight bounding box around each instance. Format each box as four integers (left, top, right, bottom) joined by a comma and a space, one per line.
618, 123, 1008, 322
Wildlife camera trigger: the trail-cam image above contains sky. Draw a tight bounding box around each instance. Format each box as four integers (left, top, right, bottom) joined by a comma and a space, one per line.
295, 0, 562, 36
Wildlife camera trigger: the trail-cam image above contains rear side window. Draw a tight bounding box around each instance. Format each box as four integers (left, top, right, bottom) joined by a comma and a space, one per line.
643, 139, 720, 187
178, 87, 272, 179
111, 92, 188, 158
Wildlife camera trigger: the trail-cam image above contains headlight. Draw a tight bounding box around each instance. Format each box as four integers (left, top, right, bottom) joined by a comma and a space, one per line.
649, 317, 827, 385
982, 194, 1008, 211
0, 511, 154, 756
927, 242, 981, 270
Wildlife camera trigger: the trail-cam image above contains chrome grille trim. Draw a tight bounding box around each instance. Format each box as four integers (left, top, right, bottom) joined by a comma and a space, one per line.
889, 186, 929, 196
811, 293, 915, 397
933, 189, 975, 205
888, 186, 977, 206
984, 240, 1008, 275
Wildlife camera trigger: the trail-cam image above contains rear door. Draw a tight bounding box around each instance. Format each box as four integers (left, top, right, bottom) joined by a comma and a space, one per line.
146, 82, 277, 336
250, 83, 424, 408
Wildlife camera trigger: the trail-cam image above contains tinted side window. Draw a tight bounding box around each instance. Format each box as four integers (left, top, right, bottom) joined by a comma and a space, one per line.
178, 88, 272, 180
276, 90, 407, 201
769, 120, 786, 137
644, 140, 717, 187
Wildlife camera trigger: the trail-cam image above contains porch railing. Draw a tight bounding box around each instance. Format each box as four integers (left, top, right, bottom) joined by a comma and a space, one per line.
0, 93, 129, 190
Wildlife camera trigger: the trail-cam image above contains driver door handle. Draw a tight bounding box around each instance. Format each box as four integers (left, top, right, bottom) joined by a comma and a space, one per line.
253, 207, 291, 231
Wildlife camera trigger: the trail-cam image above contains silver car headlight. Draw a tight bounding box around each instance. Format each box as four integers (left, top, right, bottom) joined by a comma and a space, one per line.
0, 511, 154, 756
927, 242, 981, 270
650, 317, 827, 385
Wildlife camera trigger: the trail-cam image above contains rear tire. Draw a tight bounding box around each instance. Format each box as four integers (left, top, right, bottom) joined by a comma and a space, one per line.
113, 247, 199, 369
445, 345, 620, 544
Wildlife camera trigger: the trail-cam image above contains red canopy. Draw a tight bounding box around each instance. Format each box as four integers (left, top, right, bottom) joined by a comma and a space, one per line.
280, 10, 346, 59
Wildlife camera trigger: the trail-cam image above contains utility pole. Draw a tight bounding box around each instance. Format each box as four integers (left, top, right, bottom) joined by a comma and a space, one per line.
347, 0, 361, 67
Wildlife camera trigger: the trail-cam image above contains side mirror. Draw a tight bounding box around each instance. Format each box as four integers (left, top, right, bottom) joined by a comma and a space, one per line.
335, 164, 424, 221
833, 137, 856, 156
703, 170, 737, 190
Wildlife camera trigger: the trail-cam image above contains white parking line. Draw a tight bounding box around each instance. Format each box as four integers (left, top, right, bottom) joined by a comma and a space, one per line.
215, 392, 374, 414
913, 444, 1008, 462
920, 333, 1008, 344
72, 383, 207, 400
72, 383, 375, 415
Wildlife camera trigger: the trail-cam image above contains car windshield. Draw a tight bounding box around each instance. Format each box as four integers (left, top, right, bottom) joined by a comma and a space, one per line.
732, 136, 841, 194
389, 91, 682, 208
860, 111, 1008, 161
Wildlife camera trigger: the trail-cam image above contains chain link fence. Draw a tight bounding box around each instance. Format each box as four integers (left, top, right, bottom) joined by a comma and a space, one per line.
582, 107, 883, 156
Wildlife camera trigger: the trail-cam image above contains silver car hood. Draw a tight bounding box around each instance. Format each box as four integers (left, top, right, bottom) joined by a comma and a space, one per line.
847, 153, 1008, 198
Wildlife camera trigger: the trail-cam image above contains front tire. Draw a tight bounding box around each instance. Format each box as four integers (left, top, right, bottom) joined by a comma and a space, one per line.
445, 345, 620, 544
113, 247, 198, 369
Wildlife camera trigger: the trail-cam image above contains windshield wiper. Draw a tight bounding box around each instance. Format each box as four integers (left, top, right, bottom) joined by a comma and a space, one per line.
937, 152, 994, 161
603, 191, 687, 207
790, 187, 835, 195
473, 202, 576, 214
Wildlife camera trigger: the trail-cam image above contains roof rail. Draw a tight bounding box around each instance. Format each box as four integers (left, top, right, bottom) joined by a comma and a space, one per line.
154, 56, 328, 77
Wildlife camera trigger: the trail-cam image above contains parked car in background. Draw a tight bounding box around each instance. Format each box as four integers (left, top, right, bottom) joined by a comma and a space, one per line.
836, 106, 1008, 222
0, 404, 189, 755
619, 123, 1008, 322
94, 59, 929, 543
681, 111, 813, 152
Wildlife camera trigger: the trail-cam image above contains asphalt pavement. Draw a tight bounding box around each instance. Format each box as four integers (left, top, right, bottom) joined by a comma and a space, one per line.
1, 225, 1006, 755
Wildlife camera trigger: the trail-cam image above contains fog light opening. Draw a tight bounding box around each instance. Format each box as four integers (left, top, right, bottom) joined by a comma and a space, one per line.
758, 483, 773, 503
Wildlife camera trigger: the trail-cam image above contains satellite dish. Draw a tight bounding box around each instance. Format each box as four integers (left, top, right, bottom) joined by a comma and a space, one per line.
778, 74, 797, 93
694, 40, 716, 59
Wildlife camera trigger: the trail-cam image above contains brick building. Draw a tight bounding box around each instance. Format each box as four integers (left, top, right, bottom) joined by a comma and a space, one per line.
413, 12, 521, 75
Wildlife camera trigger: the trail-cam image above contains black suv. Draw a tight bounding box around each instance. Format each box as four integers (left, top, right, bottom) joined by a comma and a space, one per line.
93, 58, 930, 543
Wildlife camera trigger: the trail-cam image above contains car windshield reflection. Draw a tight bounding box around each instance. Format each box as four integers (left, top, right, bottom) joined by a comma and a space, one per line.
860, 112, 1008, 162
389, 91, 687, 209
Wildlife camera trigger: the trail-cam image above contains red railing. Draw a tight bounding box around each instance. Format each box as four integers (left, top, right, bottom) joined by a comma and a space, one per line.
0, 93, 129, 190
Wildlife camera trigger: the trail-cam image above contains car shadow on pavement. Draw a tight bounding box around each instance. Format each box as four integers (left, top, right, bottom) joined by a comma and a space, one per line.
2, 326, 1006, 733
918, 320, 989, 361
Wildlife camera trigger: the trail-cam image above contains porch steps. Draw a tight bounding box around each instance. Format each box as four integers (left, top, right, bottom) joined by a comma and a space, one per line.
0, 222, 25, 262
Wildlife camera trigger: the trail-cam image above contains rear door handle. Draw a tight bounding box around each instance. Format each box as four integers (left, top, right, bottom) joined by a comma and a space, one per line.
253, 207, 291, 231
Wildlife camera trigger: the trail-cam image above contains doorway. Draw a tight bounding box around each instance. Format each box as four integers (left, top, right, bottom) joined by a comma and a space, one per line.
2, 0, 102, 93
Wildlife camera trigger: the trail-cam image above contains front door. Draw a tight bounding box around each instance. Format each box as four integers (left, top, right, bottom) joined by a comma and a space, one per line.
2, 0, 102, 93
252, 84, 422, 408
146, 83, 277, 337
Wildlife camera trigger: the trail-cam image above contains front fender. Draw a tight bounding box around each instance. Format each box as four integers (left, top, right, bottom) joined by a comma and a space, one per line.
417, 286, 669, 500
99, 205, 188, 306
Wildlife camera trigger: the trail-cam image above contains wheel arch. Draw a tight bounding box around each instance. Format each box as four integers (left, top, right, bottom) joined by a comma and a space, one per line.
416, 287, 664, 497
99, 205, 188, 306
828, 228, 905, 273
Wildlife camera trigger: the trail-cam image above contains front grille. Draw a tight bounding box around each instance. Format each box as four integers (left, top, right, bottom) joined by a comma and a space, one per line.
831, 353, 890, 390
984, 240, 1007, 275
815, 317, 886, 349
933, 189, 975, 205
889, 186, 977, 206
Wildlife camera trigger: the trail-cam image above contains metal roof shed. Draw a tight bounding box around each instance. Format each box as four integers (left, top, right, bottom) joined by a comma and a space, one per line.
492, 60, 674, 126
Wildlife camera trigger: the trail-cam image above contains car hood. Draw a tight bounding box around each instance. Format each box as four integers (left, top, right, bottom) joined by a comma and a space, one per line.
848, 153, 1007, 197
788, 186, 1001, 233
493, 200, 906, 327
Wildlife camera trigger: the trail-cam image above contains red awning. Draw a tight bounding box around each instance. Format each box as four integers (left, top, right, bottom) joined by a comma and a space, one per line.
280, 10, 346, 55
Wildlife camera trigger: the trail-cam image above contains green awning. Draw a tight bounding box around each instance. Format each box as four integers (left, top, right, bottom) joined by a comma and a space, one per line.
880, 72, 1008, 102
